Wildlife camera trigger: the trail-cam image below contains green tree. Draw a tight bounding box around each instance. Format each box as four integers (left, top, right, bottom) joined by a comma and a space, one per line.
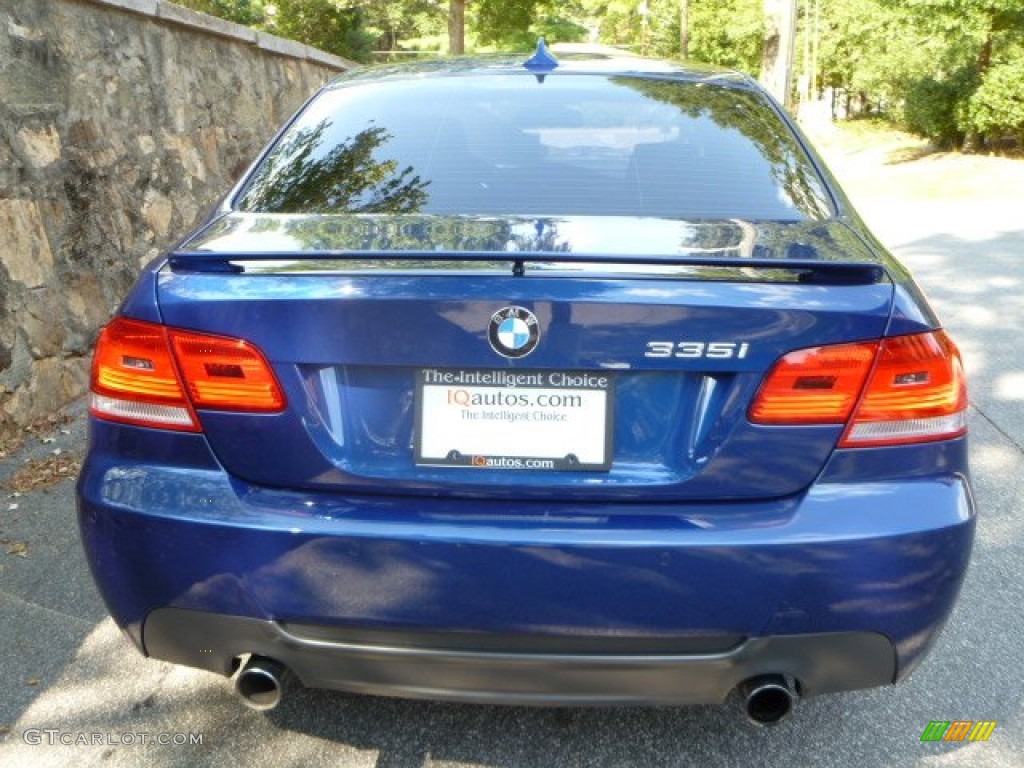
678, 0, 763, 72
361, 0, 446, 52
583, 0, 762, 73
812, 0, 947, 114
899, 0, 1024, 148
265, 0, 374, 61
801, 0, 1024, 149
967, 58, 1024, 145
835, 0, 1024, 149
473, 0, 540, 46
469, 0, 587, 49
175, 0, 266, 25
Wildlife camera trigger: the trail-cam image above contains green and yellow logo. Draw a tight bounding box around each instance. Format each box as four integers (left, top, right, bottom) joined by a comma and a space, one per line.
921, 721, 997, 742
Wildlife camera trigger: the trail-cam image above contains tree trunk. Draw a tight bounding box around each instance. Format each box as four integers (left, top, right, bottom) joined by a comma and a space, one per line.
680, 0, 689, 59
449, 0, 466, 55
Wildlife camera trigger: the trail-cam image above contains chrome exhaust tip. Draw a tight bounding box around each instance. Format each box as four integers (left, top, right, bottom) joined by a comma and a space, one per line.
235, 656, 289, 711
737, 675, 797, 726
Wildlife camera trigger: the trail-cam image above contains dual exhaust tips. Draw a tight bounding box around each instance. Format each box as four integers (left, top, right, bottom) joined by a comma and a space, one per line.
234, 655, 798, 725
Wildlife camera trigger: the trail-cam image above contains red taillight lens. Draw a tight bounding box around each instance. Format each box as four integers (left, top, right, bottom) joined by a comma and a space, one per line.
841, 331, 967, 447
749, 341, 878, 424
168, 330, 285, 412
750, 331, 968, 447
90, 317, 285, 431
91, 318, 198, 431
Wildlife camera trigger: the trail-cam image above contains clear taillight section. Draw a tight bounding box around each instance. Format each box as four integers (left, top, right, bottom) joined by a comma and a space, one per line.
841, 331, 967, 447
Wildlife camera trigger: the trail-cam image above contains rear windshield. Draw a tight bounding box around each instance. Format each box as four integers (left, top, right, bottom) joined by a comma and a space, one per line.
236, 73, 833, 221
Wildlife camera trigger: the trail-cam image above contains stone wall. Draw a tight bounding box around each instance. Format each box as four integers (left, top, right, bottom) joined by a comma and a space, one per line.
0, 0, 351, 436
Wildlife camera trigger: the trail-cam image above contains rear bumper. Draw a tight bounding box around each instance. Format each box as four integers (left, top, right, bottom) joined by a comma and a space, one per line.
145, 608, 894, 705
77, 426, 975, 705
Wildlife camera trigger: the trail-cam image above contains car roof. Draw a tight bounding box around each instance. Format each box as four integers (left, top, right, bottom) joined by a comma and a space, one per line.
328, 47, 754, 91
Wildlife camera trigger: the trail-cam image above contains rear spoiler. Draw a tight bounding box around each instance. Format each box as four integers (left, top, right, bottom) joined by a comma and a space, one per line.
167, 250, 886, 285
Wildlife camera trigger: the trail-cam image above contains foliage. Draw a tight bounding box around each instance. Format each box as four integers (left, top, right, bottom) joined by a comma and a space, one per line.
360, 1, 446, 52
819, 0, 1024, 148
966, 60, 1024, 143
576, 0, 762, 73
177, 0, 376, 61
902, 68, 978, 149
174, 0, 1024, 151
175, 0, 265, 26
469, 0, 588, 49
659, 0, 763, 74
264, 0, 375, 61
473, 0, 539, 46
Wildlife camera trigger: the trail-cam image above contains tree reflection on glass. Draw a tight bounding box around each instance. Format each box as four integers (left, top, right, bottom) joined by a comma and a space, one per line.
239, 121, 430, 214
506, 219, 572, 254
613, 77, 833, 220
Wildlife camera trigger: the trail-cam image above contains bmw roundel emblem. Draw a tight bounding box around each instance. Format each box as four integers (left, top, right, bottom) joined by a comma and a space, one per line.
488, 306, 540, 358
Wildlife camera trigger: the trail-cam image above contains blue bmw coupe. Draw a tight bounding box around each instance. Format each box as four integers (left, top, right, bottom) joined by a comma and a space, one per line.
77, 45, 974, 725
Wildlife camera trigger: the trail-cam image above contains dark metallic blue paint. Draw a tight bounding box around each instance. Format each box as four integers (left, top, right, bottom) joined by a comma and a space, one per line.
78, 419, 973, 683
77, 59, 974, 707
150, 268, 893, 499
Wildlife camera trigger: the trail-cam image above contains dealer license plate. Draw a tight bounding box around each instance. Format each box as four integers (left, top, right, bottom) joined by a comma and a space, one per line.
415, 368, 613, 471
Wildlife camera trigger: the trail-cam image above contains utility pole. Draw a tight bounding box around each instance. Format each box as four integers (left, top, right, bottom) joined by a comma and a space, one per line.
760, 0, 797, 108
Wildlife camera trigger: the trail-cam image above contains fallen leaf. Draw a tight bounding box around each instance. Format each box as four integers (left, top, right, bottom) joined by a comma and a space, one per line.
1, 454, 83, 493
6, 541, 28, 557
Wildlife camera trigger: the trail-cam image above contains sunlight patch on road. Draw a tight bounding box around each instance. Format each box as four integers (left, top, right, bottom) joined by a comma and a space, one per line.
994, 372, 1024, 401
3, 619, 231, 767
971, 441, 1019, 474
943, 305, 997, 327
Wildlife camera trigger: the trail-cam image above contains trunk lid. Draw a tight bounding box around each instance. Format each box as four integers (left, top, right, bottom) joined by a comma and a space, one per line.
157, 213, 893, 501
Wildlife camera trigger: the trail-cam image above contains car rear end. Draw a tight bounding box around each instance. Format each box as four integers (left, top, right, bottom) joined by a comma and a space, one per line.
76, 57, 974, 721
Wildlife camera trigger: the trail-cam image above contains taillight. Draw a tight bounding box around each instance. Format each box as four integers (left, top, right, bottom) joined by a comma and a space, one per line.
168, 330, 285, 412
90, 317, 285, 431
841, 331, 967, 447
749, 331, 967, 447
748, 341, 878, 425
90, 318, 199, 431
